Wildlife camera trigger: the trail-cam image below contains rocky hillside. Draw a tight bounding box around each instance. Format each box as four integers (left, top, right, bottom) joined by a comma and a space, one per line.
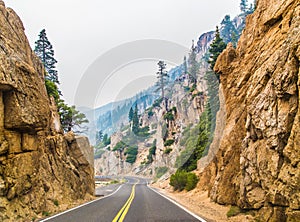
198, 0, 300, 221
0, 2, 94, 221
95, 74, 206, 177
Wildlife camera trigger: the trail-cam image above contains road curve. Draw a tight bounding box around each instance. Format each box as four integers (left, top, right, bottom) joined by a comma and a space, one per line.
41, 177, 205, 222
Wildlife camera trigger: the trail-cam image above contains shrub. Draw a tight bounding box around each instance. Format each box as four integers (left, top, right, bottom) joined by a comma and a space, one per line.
148, 107, 154, 118
147, 139, 157, 163
125, 145, 138, 164
155, 166, 168, 178
161, 123, 168, 140
170, 170, 199, 191
153, 98, 163, 107
45, 79, 59, 102
164, 148, 172, 154
53, 199, 59, 206
185, 173, 199, 191
126, 155, 137, 164
113, 141, 127, 152
164, 112, 174, 121
42, 211, 51, 216
171, 106, 177, 113
189, 84, 196, 93
226, 206, 241, 217
164, 139, 175, 147
170, 170, 187, 191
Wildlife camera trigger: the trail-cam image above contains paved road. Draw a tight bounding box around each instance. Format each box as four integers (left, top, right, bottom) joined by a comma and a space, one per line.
42, 177, 205, 222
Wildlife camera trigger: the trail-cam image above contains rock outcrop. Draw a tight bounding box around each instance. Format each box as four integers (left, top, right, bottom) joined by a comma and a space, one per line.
0, 2, 94, 221
200, 0, 300, 221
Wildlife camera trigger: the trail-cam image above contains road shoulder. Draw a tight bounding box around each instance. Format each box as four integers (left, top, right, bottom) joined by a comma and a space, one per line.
150, 183, 254, 222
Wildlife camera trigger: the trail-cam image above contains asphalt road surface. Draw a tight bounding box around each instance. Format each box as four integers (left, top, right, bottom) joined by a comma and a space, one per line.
42, 177, 205, 222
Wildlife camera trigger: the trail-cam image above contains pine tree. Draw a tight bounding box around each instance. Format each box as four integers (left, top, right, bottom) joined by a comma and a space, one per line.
188, 42, 198, 85
220, 15, 237, 44
128, 107, 134, 122
132, 104, 139, 134
96, 130, 103, 144
58, 101, 89, 133
240, 0, 248, 14
155, 61, 168, 100
183, 56, 188, 75
34, 29, 59, 84
208, 26, 226, 80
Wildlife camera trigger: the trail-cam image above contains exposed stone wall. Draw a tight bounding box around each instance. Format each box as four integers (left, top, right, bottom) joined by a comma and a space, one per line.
200, 0, 300, 221
0, 2, 94, 221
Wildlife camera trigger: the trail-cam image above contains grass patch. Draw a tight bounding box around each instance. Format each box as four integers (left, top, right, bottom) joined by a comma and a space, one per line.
110, 180, 119, 184
164, 148, 172, 154
226, 206, 241, 217
42, 211, 51, 217
53, 199, 59, 206
164, 139, 175, 147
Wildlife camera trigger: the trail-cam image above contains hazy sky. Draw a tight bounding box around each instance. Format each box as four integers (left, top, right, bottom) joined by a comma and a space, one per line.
5, 0, 242, 109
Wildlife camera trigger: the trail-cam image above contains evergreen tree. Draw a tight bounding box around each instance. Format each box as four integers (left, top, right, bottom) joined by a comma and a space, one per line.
188, 42, 198, 85
155, 61, 168, 100
128, 107, 134, 122
58, 101, 89, 133
220, 15, 237, 44
34, 29, 59, 84
240, 0, 248, 14
183, 56, 188, 75
208, 26, 226, 80
34, 30, 88, 134
132, 104, 139, 134
96, 130, 103, 144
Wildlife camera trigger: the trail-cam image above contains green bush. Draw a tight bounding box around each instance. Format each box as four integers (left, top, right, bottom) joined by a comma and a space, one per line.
42, 211, 51, 216
185, 173, 199, 191
126, 154, 137, 164
147, 107, 154, 118
161, 123, 168, 140
170, 170, 199, 191
164, 139, 175, 147
137, 126, 150, 137
147, 139, 157, 163
164, 148, 172, 154
155, 166, 168, 178
53, 199, 59, 206
170, 170, 187, 191
226, 206, 241, 217
164, 112, 174, 121
125, 145, 138, 164
171, 106, 177, 113
113, 141, 127, 151
45, 79, 59, 102
189, 84, 197, 93
153, 98, 163, 107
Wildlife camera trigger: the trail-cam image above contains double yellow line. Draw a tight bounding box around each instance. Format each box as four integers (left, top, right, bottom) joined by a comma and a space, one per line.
112, 182, 137, 222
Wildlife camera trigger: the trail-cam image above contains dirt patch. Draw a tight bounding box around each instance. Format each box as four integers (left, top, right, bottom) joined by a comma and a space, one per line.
151, 180, 254, 222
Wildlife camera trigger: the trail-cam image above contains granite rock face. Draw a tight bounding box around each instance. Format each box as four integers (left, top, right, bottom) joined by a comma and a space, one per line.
0, 2, 94, 221
202, 0, 300, 221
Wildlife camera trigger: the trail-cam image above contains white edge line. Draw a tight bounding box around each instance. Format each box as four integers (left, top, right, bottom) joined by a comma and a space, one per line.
41, 184, 124, 221
147, 185, 207, 222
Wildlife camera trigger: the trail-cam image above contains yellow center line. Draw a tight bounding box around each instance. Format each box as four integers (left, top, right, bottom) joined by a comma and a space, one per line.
112, 179, 139, 222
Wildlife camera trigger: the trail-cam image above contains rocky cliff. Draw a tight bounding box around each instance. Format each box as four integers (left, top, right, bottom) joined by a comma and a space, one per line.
199, 0, 300, 221
95, 74, 206, 177
0, 2, 94, 221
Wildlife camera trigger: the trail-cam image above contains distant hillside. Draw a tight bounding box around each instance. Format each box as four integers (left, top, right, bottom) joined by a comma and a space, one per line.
82, 65, 184, 144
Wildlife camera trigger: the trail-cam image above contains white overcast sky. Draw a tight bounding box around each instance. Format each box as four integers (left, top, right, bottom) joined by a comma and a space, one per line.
5, 0, 242, 109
